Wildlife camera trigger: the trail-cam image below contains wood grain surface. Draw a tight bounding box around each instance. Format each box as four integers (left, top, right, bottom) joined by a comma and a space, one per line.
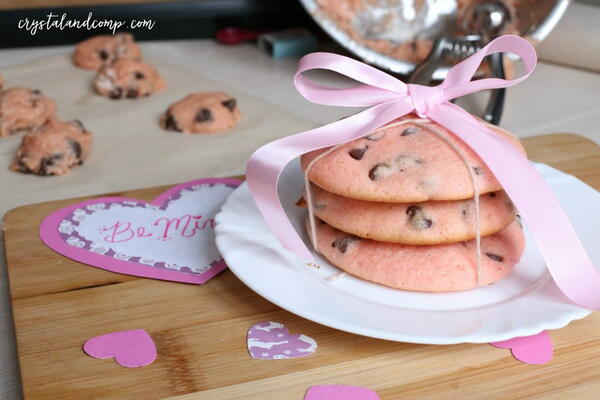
3, 133, 600, 399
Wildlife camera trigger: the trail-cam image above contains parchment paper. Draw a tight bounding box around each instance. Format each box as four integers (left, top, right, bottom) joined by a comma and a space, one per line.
0, 54, 315, 217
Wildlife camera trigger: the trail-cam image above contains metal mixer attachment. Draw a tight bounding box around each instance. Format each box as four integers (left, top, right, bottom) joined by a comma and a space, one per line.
409, 1, 511, 125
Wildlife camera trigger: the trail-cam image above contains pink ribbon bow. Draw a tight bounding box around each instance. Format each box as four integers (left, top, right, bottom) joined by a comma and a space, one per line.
246, 35, 600, 310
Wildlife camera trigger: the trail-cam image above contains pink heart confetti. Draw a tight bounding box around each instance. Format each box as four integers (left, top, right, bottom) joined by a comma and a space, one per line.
490, 330, 553, 365
247, 321, 317, 360
83, 329, 157, 368
305, 385, 380, 400
39, 178, 241, 284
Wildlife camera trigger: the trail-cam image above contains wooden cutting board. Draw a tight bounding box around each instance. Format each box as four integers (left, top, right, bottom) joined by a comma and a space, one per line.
4, 133, 600, 400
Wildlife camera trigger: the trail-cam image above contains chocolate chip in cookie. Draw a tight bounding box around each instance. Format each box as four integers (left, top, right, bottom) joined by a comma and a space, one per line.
368, 163, 393, 180
401, 126, 418, 136
196, 108, 213, 123
331, 236, 360, 253
221, 98, 236, 111
366, 132, 383, 141
485, 252, 504, 262
349, 146, 368, 160
406, 205, 433, 230
163, 112, 180, 131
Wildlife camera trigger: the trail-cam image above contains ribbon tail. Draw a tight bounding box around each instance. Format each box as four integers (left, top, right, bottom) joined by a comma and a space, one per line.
246, 99, 414, 261
428, 103, 600, 310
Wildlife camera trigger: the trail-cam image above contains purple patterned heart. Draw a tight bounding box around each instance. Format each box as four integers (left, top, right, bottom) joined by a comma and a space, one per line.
40, 178, 241, 284
247, 321, 317, 360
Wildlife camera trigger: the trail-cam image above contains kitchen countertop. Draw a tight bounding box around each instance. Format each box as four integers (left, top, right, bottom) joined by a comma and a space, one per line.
1, 28, 600, 399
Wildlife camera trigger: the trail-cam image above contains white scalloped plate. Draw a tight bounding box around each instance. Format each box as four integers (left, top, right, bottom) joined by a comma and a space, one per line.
215, 161, 596, 344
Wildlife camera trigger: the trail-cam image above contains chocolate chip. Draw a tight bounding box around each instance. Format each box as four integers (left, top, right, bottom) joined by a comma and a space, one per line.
164, 113, 179, 131
366, 132, 383, 141
69, 119, 86, 132
406, 205, 433, 230
68, 138, 82, 159
332, 236, 359, 253
195, 108, 213, 123
314, 203, 326, 210
134, 71, 145, 80
32, 89, 41, 95
110, 87, 123, 99
473, 166, 484, 176
98, 49, 109, 60
15, 159, 31, 173
126, 88, 138, 99
221, 99, 236, 111
516, 214, 523, 228
38, 158, 56, 176
485, 253, 504, 262
349, 146, 367, 160
401, 127, 418, 136
368, 163, 392, 180
50, 153, 64, 161
489, 192, 497, 198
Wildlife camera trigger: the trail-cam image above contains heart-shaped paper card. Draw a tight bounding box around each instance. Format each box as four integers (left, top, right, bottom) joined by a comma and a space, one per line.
40, 178, 242, 284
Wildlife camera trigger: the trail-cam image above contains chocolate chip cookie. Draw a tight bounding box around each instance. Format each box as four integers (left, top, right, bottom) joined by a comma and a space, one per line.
73, 33, 142, 70
0, 87, 56, 137
301, 114, 526, 202
11, 118, 92, 176
94, 59, 165, 99
308, 216, 525, 292
161, 92, 240, 134
301, 184, 516, 245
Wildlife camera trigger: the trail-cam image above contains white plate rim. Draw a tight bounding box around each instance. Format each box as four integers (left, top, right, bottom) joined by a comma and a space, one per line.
215, 162, 595, 344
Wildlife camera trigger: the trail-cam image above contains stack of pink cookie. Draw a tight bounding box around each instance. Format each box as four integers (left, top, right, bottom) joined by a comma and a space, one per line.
300, 115, 526, 292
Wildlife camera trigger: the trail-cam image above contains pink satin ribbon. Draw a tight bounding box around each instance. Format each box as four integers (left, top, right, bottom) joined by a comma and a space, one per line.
246, 35, 600, 310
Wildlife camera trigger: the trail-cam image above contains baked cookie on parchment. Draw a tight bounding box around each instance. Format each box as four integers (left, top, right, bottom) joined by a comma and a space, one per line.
0, 87, 56, 137
94, 59, 165, 99
161, 92, 240, 134
11, 118, 92, 176
73, 33, 142, 70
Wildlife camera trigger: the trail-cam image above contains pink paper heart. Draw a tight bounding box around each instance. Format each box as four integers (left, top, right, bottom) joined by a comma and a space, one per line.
83, 329, 157, 368
247, 321, 317, 360
490, 331, 553, 364
305, 385, 380, 400
39, 178, 241, 284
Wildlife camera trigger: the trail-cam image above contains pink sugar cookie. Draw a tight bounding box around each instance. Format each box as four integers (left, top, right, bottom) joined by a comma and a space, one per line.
73, 33, 141, 70
94, 59, 165, 99
161, 92, 240, 134
0, 87, 56, 137
302, 185, 516, 245
301, 114, 526, 203
307, 217, 525, 292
